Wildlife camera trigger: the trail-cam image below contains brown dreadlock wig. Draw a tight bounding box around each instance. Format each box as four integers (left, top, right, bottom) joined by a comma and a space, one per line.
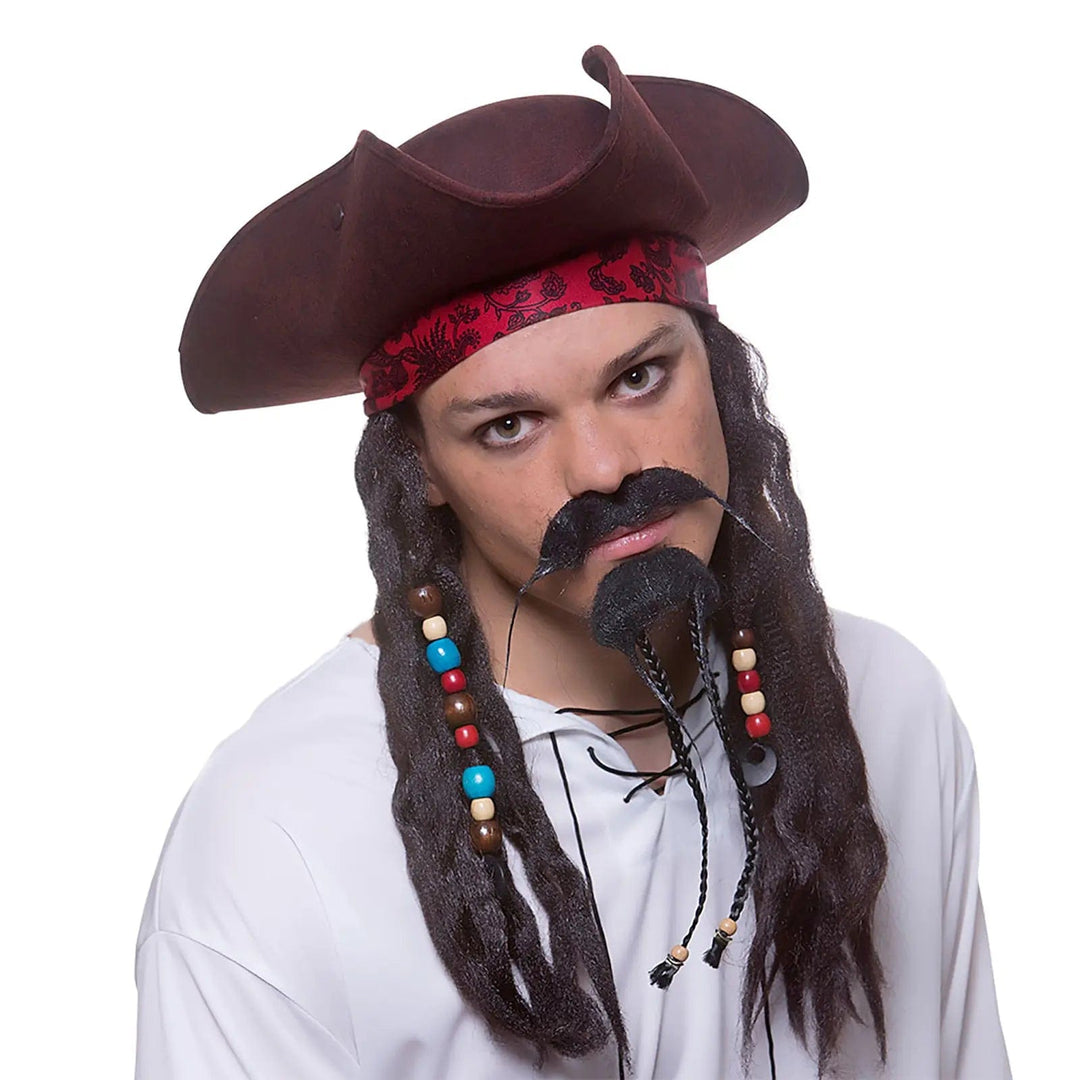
353, 312, 889, 1076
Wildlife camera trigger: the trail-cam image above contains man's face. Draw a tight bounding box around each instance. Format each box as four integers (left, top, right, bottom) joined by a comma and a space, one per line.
408, 302, 730, 620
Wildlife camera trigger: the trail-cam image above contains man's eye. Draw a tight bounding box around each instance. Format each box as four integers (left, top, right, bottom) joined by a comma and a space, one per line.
614, 359, 668, 397
478, 414, 538, 449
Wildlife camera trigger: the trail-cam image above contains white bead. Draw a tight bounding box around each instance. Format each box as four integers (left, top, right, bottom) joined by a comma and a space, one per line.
470, 797, 495, 821
422, 615, 448, 641
732, 648, 757, 672
741, 690, 766, 715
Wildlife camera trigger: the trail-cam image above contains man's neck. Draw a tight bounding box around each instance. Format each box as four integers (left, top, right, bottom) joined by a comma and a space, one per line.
462, 556, 702, 732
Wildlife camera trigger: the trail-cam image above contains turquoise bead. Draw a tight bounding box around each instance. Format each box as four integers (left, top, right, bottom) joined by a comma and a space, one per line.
426, 637, 461, 674
462, 765, 495, 799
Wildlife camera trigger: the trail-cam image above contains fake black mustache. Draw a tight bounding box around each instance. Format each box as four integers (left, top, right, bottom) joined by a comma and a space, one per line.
500, 466, 772, 685
534, 465, 763, 575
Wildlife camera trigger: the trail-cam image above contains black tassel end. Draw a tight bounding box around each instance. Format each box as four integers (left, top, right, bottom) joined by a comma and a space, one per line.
703, 929, 733, 968
652, 942, 690, 987
483, 853, 511, 903
643, 959, 678, 989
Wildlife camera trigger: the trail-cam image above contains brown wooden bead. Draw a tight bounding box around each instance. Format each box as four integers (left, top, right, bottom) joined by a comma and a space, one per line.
670, 944, 689, 963
407, 584, 443, 618
719, 917, 738, 936
444, 691, 476, 727
731, 627, 756, 649
470, 818, 502, 854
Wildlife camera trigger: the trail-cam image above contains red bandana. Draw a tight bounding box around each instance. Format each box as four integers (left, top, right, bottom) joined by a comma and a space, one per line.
359, 233, 716, 415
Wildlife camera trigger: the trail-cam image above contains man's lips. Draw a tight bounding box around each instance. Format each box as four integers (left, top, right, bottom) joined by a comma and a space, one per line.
586, 508, 678, 560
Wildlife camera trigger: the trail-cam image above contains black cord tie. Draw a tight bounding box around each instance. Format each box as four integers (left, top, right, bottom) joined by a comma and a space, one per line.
555, 681, 713, 722
557, 679, 720, 800
764, 990, 777, 1080
585, 747, 684, 802
549, 732, 627, 1080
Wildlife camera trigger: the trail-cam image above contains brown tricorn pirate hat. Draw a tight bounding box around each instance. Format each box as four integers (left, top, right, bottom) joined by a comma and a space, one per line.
179, 45, 808, 415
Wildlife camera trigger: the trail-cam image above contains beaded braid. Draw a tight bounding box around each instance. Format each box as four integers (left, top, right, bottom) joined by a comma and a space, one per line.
687, 611, 762, 965
357, 412, 630, 1066
635, 636, 713, 988
407, 583, 507, 863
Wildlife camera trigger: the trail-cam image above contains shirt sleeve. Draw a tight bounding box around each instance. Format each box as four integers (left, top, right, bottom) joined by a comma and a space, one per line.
135, 929, 363, 1079
940, 706, 1012, 1080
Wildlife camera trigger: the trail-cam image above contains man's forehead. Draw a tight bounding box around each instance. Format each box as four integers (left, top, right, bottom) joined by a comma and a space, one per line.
434, 305, 696, 417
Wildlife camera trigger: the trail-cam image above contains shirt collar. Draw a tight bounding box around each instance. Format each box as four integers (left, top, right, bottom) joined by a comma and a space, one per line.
498, 623, 730, 745
341, 625, 730, 746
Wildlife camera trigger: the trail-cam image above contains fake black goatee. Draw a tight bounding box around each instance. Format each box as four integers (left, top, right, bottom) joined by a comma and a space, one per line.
502, 465, 774, 684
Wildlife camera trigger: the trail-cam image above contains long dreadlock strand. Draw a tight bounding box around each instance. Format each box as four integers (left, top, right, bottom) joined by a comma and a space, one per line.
356, 410, 630, 1068
700, 314, 889, 1072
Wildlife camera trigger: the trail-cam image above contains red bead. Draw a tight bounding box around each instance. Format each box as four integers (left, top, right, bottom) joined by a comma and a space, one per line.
737, 669, 761, 693
454, 724, 479, 748
745, 712, 771, 739
441, 668, 467, 693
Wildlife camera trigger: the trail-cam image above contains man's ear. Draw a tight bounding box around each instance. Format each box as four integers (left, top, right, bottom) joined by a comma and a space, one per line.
398, 405, 449, 508
417, 449, 449, 508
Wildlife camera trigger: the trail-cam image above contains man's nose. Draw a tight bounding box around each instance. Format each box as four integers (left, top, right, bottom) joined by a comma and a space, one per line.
559, 410, 644, 500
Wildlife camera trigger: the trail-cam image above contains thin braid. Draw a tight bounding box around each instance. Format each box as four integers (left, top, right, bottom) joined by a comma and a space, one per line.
636, 637, 712, 962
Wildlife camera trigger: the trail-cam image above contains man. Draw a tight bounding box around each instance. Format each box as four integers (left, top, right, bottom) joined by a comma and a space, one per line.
135, 45, 1010, 1078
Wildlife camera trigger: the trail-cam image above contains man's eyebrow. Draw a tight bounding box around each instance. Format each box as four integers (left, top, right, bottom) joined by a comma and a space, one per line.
594, 321, 682, 387
443, 321, 685, 418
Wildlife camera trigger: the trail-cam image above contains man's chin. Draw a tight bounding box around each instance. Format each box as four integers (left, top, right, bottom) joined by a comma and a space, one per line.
529, 542, 699, 618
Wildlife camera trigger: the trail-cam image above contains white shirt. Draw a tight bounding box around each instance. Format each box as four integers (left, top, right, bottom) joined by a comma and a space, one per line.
134, 609, 1010, 1078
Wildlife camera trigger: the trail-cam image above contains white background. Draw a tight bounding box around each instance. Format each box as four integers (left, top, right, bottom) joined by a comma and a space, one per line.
3, 1, 1076, 1075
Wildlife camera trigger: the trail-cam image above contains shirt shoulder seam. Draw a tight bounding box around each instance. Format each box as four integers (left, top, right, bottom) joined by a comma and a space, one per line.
271, 818, 360, 1059
136, 927, 361, 1066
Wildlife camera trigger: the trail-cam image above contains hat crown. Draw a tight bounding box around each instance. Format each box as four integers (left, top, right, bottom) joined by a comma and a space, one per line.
386, 46, 701, 208
398, 95, 609, 194
344, 44, 708, 214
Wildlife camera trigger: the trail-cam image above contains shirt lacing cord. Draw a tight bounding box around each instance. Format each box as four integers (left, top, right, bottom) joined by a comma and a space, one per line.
556, 679, 718, 800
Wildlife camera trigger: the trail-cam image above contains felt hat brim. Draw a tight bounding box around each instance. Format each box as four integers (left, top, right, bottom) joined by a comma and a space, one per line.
179, 45, 808, 414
